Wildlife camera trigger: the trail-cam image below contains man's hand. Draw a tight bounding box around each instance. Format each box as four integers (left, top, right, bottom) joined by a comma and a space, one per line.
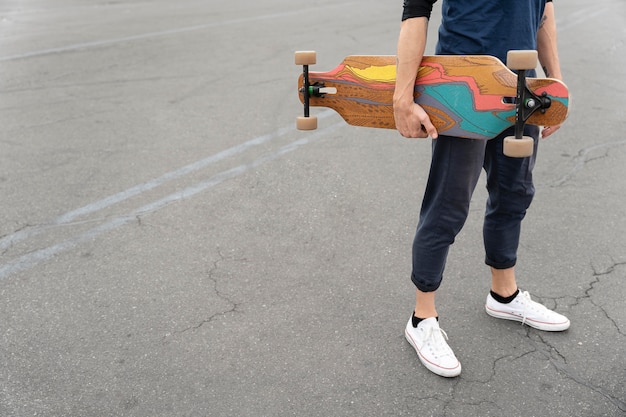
393, 100, 438, 139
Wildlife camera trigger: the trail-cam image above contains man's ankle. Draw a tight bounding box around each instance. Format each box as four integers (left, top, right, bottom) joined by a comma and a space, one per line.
490, 289, 519, 304
412, 313, 438, 328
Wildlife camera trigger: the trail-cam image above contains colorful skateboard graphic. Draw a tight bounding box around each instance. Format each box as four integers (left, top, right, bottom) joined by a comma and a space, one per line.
295, 53, 569, 145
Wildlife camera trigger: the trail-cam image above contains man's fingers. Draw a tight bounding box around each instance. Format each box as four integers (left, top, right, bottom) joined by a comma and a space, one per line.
541, 125, 561, 138
394, 103, 438, 139
414, 106, 438, 138
421, 119, 438, 139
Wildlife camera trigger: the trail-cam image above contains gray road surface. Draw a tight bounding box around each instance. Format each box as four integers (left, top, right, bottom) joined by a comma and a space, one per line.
1, 0, 625, 416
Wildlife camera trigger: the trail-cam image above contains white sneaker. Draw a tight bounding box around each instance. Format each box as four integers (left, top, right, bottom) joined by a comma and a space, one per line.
485, 290, 570, 331
405, 317, 461, 377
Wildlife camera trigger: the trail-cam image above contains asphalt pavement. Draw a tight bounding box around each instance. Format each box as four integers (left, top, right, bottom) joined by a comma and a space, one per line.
1, 0, 625, 416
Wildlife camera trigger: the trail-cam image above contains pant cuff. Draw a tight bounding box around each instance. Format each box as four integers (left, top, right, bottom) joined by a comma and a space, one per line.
411, 273, 441, 293
485, 257, 517, 269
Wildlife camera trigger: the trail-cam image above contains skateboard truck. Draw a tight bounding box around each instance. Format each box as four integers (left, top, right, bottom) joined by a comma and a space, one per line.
294, 51, 318, 130
301, 82, 336, 98
504, 50, 548, 158
295, 51, 337, 130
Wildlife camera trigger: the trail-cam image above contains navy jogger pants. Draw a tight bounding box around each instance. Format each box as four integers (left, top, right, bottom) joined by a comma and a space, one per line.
411, 126, 539, 292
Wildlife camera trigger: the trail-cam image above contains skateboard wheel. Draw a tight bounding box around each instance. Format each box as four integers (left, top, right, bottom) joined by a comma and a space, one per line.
506, 50, 538, 70
503, 136, 534, 158
295, 51, 316, 66
296, 116, 317, 130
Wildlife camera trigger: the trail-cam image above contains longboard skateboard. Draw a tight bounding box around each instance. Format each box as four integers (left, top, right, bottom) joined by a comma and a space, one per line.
295, 51, 569, 157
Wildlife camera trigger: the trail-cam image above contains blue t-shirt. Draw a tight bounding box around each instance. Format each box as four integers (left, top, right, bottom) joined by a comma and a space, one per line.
435, 0, 547, 65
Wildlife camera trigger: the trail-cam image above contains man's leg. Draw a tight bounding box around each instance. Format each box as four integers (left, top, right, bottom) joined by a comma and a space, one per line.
490, 267, 518, 298
482, 126, 538, 272
482, 127, 569, 331
406, 136, 485, 378
411, 136, 486, 293
414, 288, 437, 319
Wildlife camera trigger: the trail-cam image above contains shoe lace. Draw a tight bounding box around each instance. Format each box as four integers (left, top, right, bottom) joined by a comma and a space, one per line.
424, 325, 452, 357
518, 290, 548, 326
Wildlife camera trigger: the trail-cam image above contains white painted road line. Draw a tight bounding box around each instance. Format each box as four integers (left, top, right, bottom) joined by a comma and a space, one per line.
0, 119, 344, 280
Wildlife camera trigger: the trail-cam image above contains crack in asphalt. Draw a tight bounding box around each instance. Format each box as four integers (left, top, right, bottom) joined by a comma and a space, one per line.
547, 140, 626, 187
589, 258, 626, 338
527, 331, 626, 412
176, 249, 243, 335
520, 264, 626, 413
434, 262, 626, 416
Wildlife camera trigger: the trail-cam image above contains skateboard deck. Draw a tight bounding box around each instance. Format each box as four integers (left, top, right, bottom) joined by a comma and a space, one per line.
296, 54, 569, 140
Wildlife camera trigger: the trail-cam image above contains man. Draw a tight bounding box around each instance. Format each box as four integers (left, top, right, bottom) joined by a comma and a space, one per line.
393, 0, 569, 378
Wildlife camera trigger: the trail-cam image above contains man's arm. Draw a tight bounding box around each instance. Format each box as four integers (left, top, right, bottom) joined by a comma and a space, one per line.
536, 1, 562, 138
393, 17, 438, 138
537, 1, 561, 79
